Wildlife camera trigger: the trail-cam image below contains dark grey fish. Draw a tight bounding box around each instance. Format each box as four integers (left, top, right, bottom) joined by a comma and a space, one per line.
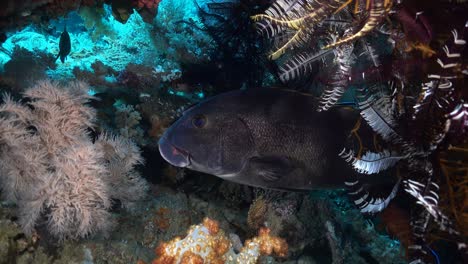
56, 25, 71, 63
158, 88, 361, 191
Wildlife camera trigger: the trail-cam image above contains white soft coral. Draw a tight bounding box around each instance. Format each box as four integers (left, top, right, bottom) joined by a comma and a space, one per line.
0, 80, 148, 241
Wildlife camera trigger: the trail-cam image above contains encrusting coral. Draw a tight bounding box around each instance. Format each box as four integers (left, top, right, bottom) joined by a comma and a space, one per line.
247, 196, 268, 230
0, 80, 148, 241
145, 217, 288, 264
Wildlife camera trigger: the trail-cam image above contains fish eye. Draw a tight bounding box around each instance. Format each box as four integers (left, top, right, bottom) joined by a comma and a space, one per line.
192, 115, 207, 128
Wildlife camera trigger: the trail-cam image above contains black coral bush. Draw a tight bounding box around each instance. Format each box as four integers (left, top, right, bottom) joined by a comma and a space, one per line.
0, 80, 148, 241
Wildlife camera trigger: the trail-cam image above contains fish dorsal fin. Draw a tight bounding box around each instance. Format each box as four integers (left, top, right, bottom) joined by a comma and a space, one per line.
248, 156, 294, 182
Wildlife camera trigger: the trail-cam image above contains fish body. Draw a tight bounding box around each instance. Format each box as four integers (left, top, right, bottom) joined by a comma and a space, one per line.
159, 88, 360, 191
56, 26, 71, 63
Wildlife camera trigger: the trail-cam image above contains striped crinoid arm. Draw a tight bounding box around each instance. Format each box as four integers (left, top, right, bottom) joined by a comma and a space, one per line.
324, 0, 393, 49
269, 29, 305, 60
252, 0, 345, 32
411, 22, 467, 151
318, 30, 355, 111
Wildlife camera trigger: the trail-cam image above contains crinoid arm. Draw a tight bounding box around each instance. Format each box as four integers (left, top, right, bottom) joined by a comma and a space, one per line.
344, 176, 401, 214
278, 49, 334, 82
447, 102, 468, 138
339, 148, 403, 174
253, 0, 348, 59
404, 158, 459, 236
324, 0, 393, 50
269, 29, 304, 60
411, 23, 467, 151
252, 0, 345, 30
357, 88, 402, 143
318, 34, 355, 111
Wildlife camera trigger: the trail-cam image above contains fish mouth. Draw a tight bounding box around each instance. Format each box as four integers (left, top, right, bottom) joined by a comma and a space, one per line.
158, 137, 191, 167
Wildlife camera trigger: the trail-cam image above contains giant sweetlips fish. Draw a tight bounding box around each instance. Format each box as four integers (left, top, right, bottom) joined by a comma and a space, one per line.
158, 88, 363, 191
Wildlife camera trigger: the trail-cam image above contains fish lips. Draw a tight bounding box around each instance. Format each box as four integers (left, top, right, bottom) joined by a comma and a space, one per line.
158, 136, 191, 168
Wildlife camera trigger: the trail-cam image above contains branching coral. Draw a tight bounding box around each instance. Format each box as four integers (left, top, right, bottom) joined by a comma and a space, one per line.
0, 80, 148, 241
147, 217, 288, 264
114, 103, 146, 145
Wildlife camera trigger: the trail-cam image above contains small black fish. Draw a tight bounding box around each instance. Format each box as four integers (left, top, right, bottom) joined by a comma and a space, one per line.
56, 25, 71, 63
158, 88, 360, 191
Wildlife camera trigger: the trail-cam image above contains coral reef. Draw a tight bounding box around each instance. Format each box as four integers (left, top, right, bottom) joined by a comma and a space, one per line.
0, 80, 148, 240
378, 203, 413, 257
0, 46, 56, 93
119, 63, 162, 92
114, 103, 146, 145
0, 0, 161, 37
72, 60, 119, 88
135, 0, 161, 10
0, 173, 408, 263
0, 0, 464, 263
148, 217, 288, 264
154, 0, 214, 64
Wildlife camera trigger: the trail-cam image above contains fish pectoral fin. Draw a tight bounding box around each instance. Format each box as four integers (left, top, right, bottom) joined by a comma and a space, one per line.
248, 156, 294, 182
